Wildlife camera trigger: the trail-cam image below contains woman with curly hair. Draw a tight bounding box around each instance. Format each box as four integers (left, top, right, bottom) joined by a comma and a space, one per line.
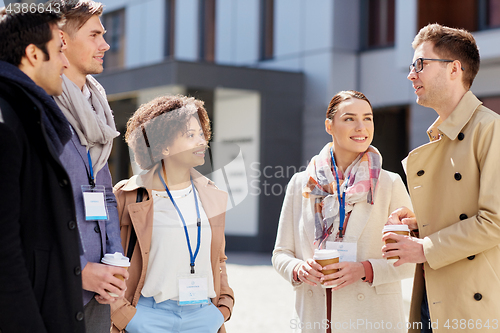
110, 95, 234, 333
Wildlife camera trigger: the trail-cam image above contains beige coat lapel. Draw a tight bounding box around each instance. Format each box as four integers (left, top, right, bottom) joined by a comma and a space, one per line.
127, 199, 154, 266
343, 201, 373, 242
302, 197, 317, 248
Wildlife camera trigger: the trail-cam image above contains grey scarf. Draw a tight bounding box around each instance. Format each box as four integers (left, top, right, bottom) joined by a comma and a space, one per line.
55, 74, 119, 175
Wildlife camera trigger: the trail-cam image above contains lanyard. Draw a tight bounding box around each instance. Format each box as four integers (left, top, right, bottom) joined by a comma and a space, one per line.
330, 147, 349, 238
157, 169, 201, 274
87, 151, 95, 188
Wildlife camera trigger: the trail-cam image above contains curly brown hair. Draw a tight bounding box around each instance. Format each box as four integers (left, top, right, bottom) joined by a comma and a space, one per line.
125, 95, 211, 170
326, 90, 372, 120
412, 23, 480, 90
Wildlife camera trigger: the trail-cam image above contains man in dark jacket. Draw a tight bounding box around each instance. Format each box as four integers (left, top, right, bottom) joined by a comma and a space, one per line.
0, 8, 85, 333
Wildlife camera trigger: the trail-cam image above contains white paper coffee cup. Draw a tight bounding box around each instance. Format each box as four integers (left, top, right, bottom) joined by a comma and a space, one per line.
313, 249, 340, 288
101, 252, 130, 297
383, 225, 410, 260
382, 224, 410, 233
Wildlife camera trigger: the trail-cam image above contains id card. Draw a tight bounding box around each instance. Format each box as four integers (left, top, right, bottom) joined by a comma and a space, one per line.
82, 185, 108, 220
326, 241, 357, 262
178, 274, 209, 306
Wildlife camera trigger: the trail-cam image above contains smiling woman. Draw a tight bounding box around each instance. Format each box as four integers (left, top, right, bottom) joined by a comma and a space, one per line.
110, 95, 234, 333
272, 90, 415, 333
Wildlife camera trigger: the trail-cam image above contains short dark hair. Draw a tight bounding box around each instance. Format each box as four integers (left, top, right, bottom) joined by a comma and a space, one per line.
51, 0, 104, 37
326, 90, 372, 120
0, 8, 62, 66
126, 95, 212, 170
412, 23, 480, 89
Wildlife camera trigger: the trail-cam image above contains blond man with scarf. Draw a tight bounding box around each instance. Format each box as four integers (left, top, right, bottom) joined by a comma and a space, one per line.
53, 1, 126, 332
272, 91, 415, 333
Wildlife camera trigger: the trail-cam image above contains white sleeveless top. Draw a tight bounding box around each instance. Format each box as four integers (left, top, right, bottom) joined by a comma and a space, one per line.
141, 186, 215, 303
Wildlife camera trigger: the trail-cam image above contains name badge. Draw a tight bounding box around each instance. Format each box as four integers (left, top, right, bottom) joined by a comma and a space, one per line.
178, 274, 209, 306
82, 185, 108, 220
326, 241, 357, 262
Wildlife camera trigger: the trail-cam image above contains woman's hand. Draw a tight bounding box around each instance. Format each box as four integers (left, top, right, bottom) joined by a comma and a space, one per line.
294, 259, 324, 286
321, 261, 365, 290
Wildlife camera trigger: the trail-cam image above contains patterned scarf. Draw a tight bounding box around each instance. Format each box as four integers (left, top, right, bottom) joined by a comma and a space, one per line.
303, 143, 382, 247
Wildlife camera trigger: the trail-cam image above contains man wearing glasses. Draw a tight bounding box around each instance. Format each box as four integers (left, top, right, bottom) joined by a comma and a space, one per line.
382, 23, 500, 333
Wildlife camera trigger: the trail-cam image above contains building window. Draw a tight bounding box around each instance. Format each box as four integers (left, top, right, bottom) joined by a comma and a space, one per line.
479, 0, 500, 30
417, 0, 477, 32
198, 0, 216, 62
482, 95, 500, 115
372, 106, 408, 180
259, 0, 274, 60
165, 0, 176, 58
361, 0, 395, 49
102, 9, 125, 70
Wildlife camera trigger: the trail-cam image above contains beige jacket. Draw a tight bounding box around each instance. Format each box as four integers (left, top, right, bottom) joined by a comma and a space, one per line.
110, 166, 234, 333
405, 91, 500, 332
272, 168, 414, 333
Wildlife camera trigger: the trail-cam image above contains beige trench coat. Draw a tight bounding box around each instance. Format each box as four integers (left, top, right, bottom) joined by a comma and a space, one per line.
109, 166, 234, 333
273, 168, 415, 333
405, 91, 500, 332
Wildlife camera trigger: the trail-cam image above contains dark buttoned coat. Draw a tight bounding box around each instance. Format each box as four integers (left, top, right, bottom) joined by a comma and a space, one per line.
0, 74, 84, 332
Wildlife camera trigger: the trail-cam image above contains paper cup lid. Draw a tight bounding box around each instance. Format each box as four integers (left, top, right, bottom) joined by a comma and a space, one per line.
313, 249, 339, 260
101, 252, 130, 267
382, 224, 410, 233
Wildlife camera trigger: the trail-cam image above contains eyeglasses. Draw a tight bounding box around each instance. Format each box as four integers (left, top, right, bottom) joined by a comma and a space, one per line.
409, 58, 464, 73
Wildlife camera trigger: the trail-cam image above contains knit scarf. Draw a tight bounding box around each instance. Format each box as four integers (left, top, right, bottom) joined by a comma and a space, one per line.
54, 74, 119, 175
303, 143, 382, 247
0, 60, 71, 155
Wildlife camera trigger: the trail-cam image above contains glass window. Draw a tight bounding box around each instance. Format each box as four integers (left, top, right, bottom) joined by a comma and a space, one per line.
165, 0, 176, 58
259, 0, 274, 60
102, 9, 125, 70
198, 0, 216, 62
489, 0, 500, 27
418, 0, 477, 32
479, 0, 500, 30
366, 0, 395, 48
482, 96, 500, 115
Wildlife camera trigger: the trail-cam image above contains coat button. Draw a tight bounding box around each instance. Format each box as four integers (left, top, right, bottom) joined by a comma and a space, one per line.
74, 266, 81, 275
307, 290, 313, 297
474, 293, 482, 301
59, 178, 68, 187
417, 170, 425, 176
357, 293, 365, 301
94, 225, 100, 233
454, 173, 462, 181
68, 220, 76, 230
467, 255, 475, 260
76, 311, 84, 321
458, 133, 465, 140
459, 214, 468, 220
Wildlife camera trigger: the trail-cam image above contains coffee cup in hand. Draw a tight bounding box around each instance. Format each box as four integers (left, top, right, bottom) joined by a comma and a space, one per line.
382, 225, 410, 260
101, 252, 130, 297
313, 249, 340, 288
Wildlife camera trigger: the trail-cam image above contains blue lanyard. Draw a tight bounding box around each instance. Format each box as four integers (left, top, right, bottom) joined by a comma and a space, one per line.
87, 151, 95, 188
330, 147, 349, 238
157, 169, 201, 274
